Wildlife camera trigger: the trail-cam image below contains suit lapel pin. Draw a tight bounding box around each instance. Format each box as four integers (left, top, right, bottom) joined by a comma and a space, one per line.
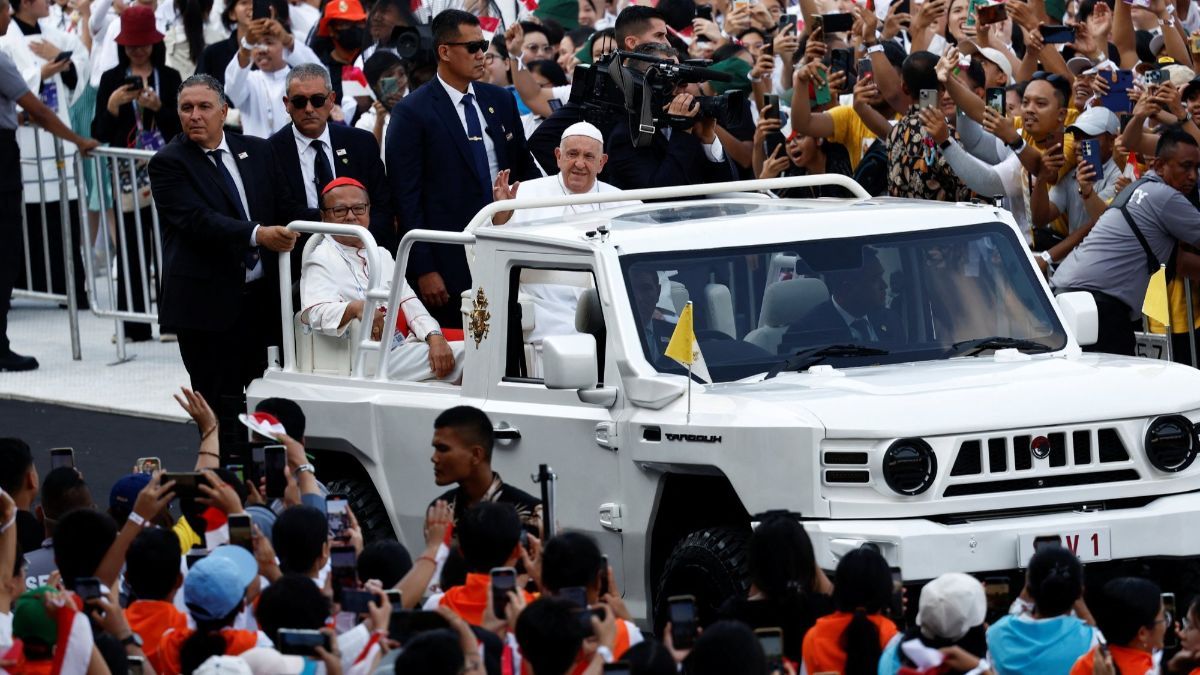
237, 151, 248, 159
488, 106, 494, 113
505, 132, 513, 140
336, 148, 347, 156
341, 158, 348, 165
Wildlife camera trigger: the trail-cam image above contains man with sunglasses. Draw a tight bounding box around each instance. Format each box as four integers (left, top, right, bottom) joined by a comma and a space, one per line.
268, 63, 394, 253
387, 9, 539, 327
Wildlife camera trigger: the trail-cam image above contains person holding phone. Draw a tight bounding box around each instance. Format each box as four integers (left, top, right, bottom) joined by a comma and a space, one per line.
1069, 578, 1167, 675
355, 51, 409, 151
123, 528, 191, 668
223, 14, 308, 139
1036, 107, 1121, 242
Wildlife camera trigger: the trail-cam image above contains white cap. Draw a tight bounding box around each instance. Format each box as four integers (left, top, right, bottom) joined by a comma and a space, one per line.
561, 121, 605, 144
977, 47, 1014, 85
193, 656, 253, 675
916, 573, 986, 642
1067, 106, 1120, 136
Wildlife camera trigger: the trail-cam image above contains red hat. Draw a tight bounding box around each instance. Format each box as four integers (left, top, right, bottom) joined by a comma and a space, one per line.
317, 0, 367, 38
116, 5, 164, 46
321, 176, 366, 195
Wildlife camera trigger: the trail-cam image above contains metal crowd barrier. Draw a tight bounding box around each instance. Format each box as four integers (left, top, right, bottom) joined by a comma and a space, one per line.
74, 146, 163, 365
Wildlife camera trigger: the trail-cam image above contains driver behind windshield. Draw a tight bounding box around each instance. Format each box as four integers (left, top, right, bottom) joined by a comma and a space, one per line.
784, 250, 897, 348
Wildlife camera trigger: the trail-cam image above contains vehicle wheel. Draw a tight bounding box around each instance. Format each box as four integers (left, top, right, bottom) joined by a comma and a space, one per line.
653, 526, 751, 630
325, 477, 396, 543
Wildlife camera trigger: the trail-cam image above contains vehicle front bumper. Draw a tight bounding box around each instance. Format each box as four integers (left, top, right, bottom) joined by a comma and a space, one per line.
803, 490, 1200, 580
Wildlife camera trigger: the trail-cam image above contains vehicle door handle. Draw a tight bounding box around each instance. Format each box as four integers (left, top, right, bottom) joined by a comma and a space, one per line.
495, 423, 521, 440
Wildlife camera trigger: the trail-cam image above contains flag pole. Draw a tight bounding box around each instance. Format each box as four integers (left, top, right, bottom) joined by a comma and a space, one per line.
686, 361, 692, 424
1163, 263, 1174, 363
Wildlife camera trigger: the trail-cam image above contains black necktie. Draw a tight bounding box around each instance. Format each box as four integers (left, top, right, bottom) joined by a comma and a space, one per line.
850, 317, 874, 342
207, 149, 258, 271
312, 139, 334, 195
461, 93, 492, 195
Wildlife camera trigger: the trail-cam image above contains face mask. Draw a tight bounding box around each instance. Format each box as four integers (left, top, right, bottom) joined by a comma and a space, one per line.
334, 26, 364, 49
378, 76, 401, 100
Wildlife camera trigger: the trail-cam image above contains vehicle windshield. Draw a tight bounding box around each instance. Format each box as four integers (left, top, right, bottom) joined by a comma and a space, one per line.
621, 222, 1067, 383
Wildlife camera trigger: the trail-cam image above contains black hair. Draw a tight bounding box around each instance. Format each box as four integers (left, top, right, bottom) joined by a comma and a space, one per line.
622, 639, 678, 675
40, 466, 91, 523
963, 58, 986, 90
540, 18, 566, 47
178, 0, 215, 64
432, 9, 480, 49
1156, 125, 1200, 158
735, 27, 767, 44
568, 27, 595, 46
178, 72, 227, 103
1026, 545, 1084, 617
685, 620, 768, 675
364, 50, 405, 89
657, 0, 698, 31
880, 40, 906, 70
832, 546, 892, 675
711, 41, 747, 64
255, 397, 307, 440
52, 509, 118, 588
392, 629, 464, 674
541, 532, 604, 593
0, 438, 33, 495
901, 51, 940, 96
515, 597, 588, 675
272, 505, 329, 575
180, 603, 244, 672
490, 32, 510, 60
748, 515, 818, 604
1093, 577, 1163, 646
615, 5, 666, 44
117, 43, 168, 69
528, 59, 569, 87
1028, 74, 1070, 108
456, 502, 521, 574
126, 528, 182, 601
255, 574, 332, 641
520, 20, 552, 45
590, 27, 615, 60
434, 406, 494, 462
357, 539, 413, 588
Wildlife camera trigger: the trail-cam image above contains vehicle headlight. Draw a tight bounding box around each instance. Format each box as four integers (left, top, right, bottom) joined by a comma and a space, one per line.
1144, 415, 1197, 473
882, 439, 937, 496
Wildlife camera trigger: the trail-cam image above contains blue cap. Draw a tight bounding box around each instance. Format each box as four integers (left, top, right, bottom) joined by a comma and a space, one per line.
184, 545, 258, 622
109, 473, 151, 515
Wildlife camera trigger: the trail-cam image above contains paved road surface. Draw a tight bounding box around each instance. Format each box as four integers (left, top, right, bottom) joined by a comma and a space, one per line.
0, 399, 199, 503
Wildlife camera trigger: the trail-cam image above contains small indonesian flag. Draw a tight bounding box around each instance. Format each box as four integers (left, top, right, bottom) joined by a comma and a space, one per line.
238, 411, 287, 440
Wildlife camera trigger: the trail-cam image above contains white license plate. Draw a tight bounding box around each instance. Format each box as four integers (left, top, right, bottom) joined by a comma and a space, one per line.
1017, 527, 1111, 567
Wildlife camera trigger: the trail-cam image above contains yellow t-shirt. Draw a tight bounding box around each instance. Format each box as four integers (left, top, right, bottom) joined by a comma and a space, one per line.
1148, 278, 1200, 334
829, 104, 879, 170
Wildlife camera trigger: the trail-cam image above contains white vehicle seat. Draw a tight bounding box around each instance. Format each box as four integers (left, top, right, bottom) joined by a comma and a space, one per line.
704, 283, 736, 338
759, 254, 799, 326
669, 281, 690, 315
295, 234, 357, 376
744, 277, 830, 353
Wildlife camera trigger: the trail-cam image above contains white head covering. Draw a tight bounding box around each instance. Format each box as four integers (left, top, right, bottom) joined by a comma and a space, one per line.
916, 572, 987, 641
193, 656, 254, 675
561, 121, 605, 144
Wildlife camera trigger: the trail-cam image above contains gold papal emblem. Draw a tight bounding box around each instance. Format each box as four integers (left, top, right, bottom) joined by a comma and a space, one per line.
469, 287, 491, 348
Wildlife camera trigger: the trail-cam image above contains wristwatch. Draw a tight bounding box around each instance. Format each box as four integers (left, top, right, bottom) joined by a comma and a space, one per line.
938, 138, 953, 151
296, 463, 316, 475
120, 633, 143, 649
1007, 136, 1027, 153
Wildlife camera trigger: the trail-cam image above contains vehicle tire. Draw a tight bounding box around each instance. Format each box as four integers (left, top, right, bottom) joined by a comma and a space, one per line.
653, 526, 751, 630
325, 477, 396, 543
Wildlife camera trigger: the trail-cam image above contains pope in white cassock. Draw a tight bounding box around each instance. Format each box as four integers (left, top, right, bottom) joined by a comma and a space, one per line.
300, 177, 465, 382
490, 122, 640, 344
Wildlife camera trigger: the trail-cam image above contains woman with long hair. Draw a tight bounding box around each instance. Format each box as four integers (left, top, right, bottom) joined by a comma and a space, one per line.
1071, 577, 1168, 675
801, 546, 897, 675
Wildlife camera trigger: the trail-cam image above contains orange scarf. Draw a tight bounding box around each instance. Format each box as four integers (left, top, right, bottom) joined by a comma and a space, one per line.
153, 627, 259, 675
801, 611, 898, 675
1070, 644, 1154, 675
439, 573, 535, 626
125, 600, 190, 664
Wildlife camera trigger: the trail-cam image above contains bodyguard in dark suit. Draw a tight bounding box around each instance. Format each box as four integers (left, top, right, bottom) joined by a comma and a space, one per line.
386, 9, 539, 326
268, 63, 395, 252
782, 251, 900, 350
149, 74, 306, 422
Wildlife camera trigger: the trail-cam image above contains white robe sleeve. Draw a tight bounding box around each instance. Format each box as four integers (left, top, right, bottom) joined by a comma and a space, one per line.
300, 247, 354, 337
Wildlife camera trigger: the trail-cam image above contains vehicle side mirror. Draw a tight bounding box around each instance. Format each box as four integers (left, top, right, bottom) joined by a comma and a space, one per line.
543, 334, 599, 390
1056, 291, 1098, 347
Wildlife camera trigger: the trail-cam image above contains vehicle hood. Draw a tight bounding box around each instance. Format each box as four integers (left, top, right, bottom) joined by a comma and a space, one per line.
712, 353, 1200, 437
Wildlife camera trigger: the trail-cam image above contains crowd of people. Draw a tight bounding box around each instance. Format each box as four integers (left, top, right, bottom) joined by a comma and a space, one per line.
0, 390, 1197, 674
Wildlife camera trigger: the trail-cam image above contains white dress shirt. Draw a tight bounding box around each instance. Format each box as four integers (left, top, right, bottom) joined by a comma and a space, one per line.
436, 73, 499, 185
354, 105, 392, 162
206, 135, 263, 281
292, 123, 335, 209
832, 296, 878, 341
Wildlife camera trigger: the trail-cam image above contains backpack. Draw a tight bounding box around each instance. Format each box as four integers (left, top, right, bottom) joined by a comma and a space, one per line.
853, 138, 889, 197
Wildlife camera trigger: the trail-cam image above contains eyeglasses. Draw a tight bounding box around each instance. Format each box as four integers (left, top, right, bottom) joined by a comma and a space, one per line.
484, 52, 503, 63
321, 203, 370, 218
445, 40, 489, 54
289, 93, 329, 109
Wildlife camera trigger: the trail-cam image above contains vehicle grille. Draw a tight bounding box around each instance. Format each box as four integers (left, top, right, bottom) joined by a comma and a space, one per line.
943, 427, 1137, 497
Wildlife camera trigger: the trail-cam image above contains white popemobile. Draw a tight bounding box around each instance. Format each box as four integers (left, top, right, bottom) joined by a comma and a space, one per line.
248, 175, 1200, 626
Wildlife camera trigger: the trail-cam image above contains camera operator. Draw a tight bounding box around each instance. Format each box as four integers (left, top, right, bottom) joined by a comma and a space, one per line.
604, 42, 737, 190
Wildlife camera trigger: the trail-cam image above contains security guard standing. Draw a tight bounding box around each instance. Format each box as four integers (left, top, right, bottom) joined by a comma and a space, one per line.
0, 0, 98, 372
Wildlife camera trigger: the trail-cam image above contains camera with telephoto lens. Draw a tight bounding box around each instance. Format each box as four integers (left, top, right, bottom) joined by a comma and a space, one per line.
568, 50, 747, 147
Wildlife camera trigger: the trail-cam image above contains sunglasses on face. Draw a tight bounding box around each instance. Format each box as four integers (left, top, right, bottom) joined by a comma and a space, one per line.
289, 93, 329, 109
445, 39, 489, 53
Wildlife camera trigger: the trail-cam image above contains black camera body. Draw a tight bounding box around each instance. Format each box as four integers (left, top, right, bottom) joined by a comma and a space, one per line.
569, 51, 746, 147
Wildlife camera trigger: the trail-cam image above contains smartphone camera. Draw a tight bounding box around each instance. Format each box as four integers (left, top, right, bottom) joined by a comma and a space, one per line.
491, 566, 518, 620
667, 595, 698, 649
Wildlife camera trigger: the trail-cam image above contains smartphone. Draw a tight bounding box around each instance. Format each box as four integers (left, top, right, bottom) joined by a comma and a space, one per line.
602, 664, 633, 675
491, 566, 518, 620
984, 577, 1010, 623
548, 98, 563, 112
228, 514, 253, 551
1191, 34, 1200, 53
1144, 68, 1168, 86
277, 628, 331, 657
820, 12, 854, 32
250, 443, 267, 483
986, 86, 1006, 114
755, 627, 784, 671
695, 4, 713, 20
225, 464, 245, 483
812, 70, 832, 106
388, 610, 451, 643
264, 444, 286, 500
75, 576, 102, 601
976, 2, 1007, 24
331, 546, 357, 600
1164, 592, 1179, 648
126, 655, 146, 675
829, 47, 853, 75
762, 41, 774, 56
135, 457, 161, 474
919, 88, 939, 109
668, 595, 698, 649
161, 471, 209, 499
763, 94, 780, 119
326, 494, 349, 541
1080, 138, 1104, 182
186, 549, 207, 569
890, 569, 904, 622
49, 447, 75, 470
385, 589, 402, 606
52, 50, 73, 63
340, 589, 376, 614
857, 57, 874, 80
121, 75, 144, 91
560, 586, 588, 609
252, 0, 271, 19
777, 13, 795, 32
599, 554, 610, 596
1040, 24, 1076, 44
1100, 69, 1135, 113
577, 606, 605, 634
